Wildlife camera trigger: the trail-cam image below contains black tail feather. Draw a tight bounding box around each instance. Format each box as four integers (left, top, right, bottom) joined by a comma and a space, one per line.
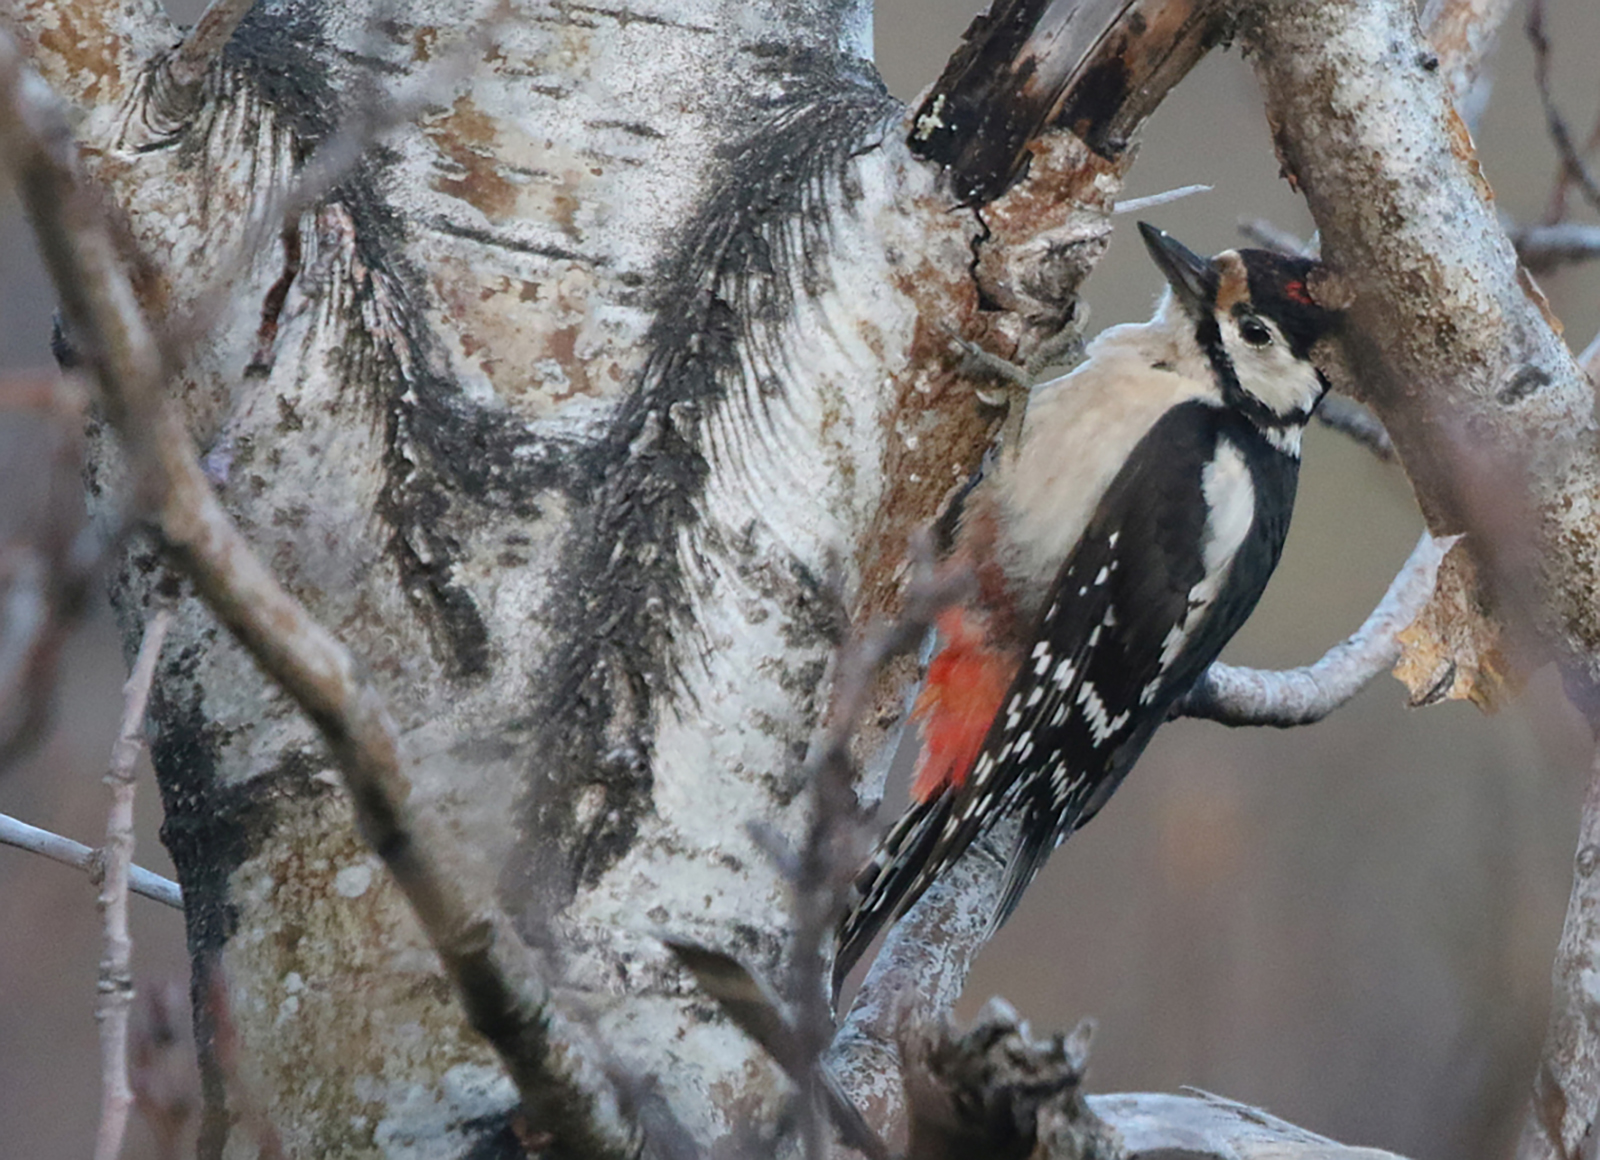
831, 792, 954, 999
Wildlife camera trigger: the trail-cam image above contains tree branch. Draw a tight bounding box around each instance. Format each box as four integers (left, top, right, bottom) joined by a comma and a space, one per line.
1518, 744, 1600, 1160
1512, 221, 1600, 272
1091, 1090, 1413, 1158
1177, 531, 1452, 727
165, 0, 254, 91
1315, 394, 1396, 461
0, 30, 643, 1160
94, 609, 169, 1160
0, 812, 181, 908
1526, 0, 1600, 218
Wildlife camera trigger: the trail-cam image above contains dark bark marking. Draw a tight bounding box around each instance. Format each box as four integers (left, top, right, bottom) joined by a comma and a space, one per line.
143, 653, 334, 1160
246, 219, 303, 378
509, 69, 900, 920
211, 21, 603, 678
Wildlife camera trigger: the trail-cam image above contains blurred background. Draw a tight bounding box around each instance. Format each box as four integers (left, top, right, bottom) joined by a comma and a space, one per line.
3, 1, 1599, 1157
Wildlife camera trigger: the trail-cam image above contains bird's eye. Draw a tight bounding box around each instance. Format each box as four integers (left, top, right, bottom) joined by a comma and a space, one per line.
1239, 317, 1273, 347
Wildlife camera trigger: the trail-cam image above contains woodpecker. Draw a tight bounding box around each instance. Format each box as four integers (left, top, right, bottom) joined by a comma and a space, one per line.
834, 223, 1341, 989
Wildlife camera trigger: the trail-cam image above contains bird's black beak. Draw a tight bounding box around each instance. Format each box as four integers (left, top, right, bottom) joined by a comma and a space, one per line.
1138, 222, 1215, 317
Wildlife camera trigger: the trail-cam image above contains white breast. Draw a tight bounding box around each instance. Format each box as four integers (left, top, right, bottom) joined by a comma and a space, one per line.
992, 324, 1216, 619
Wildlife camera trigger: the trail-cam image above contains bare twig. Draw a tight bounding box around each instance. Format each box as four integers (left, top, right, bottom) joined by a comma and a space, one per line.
1177, 532, 1450, 726
166, 0, 257, 91
0, 31, 638, 1159
1518, 744, 1600, 1160
1526, 0, 1600, 218
1315, 394, 1395, 460
1512, 221, 1600, 272
0, 378, 107, 774
0, 812, 182, 908
1113, 184, 1212, 215
787, 534, 970, 1158
1237, 218, 1316, 258
95, 610, 171, 1160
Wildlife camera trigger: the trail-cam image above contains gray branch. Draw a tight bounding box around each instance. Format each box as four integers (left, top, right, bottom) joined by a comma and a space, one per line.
0, 811, 181, 909
1178, 531, 1453, 727
1512, 221, 1600, 272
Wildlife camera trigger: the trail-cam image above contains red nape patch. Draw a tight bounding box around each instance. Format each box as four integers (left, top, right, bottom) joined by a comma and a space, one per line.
1283, 279, 1313, 306
909, 609, 1014, 802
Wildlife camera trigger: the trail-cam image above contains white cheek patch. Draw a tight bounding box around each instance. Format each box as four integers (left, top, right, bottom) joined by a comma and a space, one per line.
1225, 320, 1323, 422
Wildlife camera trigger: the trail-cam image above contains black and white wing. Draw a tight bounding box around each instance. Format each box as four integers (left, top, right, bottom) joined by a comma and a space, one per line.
931, 400, 1298, 929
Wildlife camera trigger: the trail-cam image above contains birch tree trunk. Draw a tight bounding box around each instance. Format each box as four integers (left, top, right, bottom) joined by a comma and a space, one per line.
0, 0, 1233, 1153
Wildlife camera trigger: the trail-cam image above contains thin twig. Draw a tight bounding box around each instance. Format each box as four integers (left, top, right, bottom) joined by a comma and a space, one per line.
167, 0, 257, 91
0, 386, 107, 775
1315, 394, 1395, 461
1237, 218, 1316, 258
1518, 743, 1600, 1160
1527, 0, 1600, 217
1176, 532, 1452, 727
0, 31, 638, 1159
1539, 73, 1600, 224
131, 980, 198, 1160
95, 610, 171, 1160
788, 533, 971, 1159
203, 965, 285, 1160
1113, 184, 1212, 215
1512, 221, 1600, 272
0, 812, 182, 908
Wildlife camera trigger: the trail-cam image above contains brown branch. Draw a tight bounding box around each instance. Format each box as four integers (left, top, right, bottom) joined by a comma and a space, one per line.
788, 535, 969, 1158
0, 30, 641, 1160
94, 610, 170, 1160
1526, 0, 1600, 218
1177, 532, 1450, 727
1519, 744, 1600, 1160
165, 0, 255, 91
910, 0, 1233, 203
